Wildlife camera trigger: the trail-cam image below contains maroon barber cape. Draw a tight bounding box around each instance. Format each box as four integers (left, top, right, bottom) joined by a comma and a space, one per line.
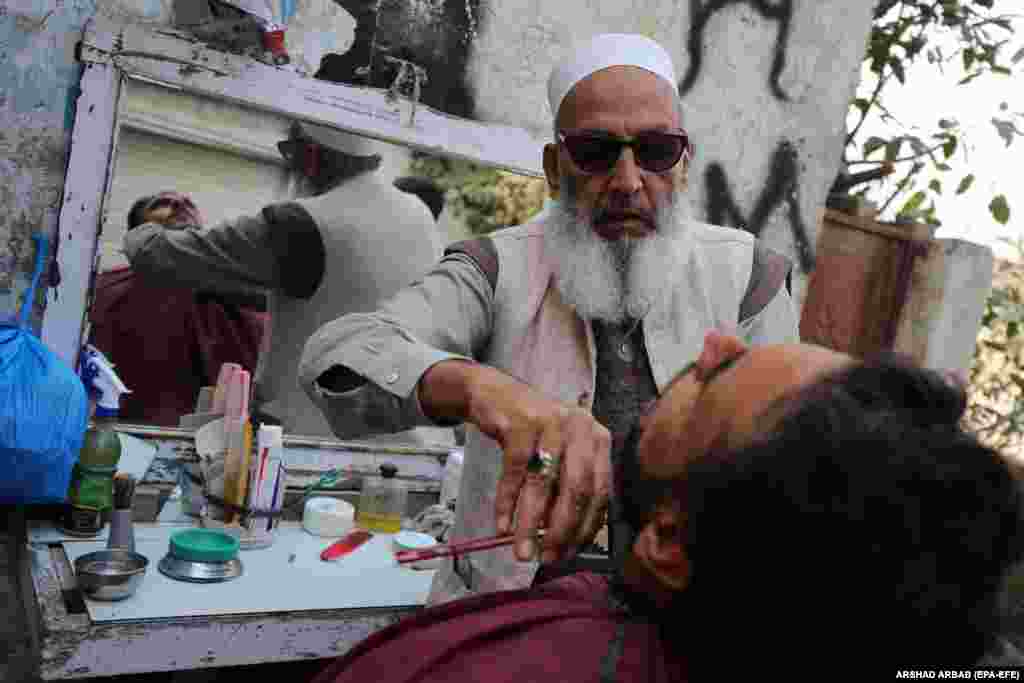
311, 572, 686, 683
90, 267, 267, 426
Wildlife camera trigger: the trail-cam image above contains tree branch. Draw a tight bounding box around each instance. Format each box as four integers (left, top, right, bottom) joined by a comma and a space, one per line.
847, 141, 945, 166
878, 162, 919, 215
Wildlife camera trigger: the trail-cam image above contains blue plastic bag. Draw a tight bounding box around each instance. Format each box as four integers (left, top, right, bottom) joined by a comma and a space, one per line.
0, 234, 89, 504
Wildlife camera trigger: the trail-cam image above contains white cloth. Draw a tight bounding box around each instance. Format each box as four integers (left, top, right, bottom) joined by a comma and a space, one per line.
547, 33, 678, 119
298, 120, 380, 157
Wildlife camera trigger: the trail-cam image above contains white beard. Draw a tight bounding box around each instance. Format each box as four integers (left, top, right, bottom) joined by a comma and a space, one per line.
543, 192, 695, 324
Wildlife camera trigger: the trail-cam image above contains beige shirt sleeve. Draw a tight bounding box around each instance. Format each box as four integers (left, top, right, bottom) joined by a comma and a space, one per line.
298, 252, 495, 439
122, 213, 279, 301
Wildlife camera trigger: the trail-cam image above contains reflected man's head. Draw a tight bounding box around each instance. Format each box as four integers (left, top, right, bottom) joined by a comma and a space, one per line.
128, 191, 203, 230
619, 333, 1024, 667
541, 34, 695, 324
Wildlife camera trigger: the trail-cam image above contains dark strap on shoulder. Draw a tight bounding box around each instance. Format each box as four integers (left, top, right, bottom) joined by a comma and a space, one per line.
739, 242, 793, 324
444, 237, 499, 293
262, 201, 326, 299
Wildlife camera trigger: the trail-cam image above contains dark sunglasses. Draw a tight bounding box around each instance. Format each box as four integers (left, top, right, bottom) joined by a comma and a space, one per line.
558, 128, 693, 175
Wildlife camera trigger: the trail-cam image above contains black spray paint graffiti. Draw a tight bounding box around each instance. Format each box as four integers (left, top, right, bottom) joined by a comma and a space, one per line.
679, 0, 794, 101
704, 140, 815, 272
322, 0, 479, 120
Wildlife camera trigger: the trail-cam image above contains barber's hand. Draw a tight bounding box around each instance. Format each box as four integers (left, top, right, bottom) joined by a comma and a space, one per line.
464, 365, 611, 564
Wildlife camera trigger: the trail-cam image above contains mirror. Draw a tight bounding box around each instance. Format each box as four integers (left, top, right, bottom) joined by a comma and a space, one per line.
46, 15, 546, 440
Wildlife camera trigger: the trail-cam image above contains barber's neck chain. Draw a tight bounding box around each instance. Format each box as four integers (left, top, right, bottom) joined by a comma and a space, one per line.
616, 311, 648, 363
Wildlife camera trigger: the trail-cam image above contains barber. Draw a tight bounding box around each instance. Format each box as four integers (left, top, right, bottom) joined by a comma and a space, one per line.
299, 33, 799, 604
123, 121, 450, 446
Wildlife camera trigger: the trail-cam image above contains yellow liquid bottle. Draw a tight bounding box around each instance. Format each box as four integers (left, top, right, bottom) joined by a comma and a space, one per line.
356, 463, 407, 533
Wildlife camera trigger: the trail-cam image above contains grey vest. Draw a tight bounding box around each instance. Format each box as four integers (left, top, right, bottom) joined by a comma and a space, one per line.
257, 174, 452, 445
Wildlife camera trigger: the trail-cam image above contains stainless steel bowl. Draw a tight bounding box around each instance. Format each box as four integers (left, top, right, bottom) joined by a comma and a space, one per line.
74, 549, 148, 601
158, 555, 243, 583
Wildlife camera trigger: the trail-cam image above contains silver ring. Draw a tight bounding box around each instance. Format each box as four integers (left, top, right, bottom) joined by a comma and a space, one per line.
527, 449, 560, 482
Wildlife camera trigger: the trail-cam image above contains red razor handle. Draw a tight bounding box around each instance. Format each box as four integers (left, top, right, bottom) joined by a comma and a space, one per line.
320, 530, 373, 561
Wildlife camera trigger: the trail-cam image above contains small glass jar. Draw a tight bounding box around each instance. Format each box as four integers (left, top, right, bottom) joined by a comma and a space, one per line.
356, 463, 407, 533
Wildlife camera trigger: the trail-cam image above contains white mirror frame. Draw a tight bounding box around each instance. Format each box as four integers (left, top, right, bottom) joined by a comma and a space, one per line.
42, 14, 547, 370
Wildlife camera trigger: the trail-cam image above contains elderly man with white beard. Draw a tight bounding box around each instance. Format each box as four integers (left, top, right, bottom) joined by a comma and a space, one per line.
298, 33, 799, 604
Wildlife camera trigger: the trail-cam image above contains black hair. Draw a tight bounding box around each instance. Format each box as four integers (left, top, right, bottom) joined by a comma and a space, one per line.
126, 194, 157, 230
677, 354, 1024, 672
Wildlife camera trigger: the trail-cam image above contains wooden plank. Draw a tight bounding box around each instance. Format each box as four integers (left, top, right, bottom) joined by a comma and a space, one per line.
822, 208, 934, 243
799, 213, 913, 357
39, 58, 121, 370
111, 423, 453, 459
79, 15, 547, 178
39, 607, 410, 680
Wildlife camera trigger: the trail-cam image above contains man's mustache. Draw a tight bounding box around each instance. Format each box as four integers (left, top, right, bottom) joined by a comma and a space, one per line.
592, 208, 655, 227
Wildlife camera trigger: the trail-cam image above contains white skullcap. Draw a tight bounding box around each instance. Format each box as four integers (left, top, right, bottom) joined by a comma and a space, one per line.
296, 121, 380, 157
547, 33, 678, 120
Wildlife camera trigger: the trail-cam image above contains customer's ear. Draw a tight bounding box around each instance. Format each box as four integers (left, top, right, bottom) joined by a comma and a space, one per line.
633, 504, 690, 591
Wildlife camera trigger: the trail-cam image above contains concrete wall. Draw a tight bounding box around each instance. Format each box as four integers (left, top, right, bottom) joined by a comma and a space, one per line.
464, 0, 875, 305
0, 0, 874, 329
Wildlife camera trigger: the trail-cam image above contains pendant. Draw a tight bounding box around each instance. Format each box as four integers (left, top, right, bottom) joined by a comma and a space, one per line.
617, 341, 634, 363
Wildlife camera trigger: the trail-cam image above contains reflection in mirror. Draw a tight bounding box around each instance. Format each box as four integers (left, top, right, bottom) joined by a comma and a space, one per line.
97, 77, 298, 272
85, 76, 296, 431
83, 74, 539, 445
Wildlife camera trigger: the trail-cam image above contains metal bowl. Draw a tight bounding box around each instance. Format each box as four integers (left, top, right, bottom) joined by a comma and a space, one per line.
74, 549, 148, 601
158, 555, 243, 583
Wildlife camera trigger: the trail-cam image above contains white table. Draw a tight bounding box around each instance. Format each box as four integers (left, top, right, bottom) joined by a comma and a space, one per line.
25, 521, 433, 680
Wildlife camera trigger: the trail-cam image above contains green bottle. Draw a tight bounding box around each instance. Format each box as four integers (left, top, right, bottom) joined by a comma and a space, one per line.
62, 346, 127, 536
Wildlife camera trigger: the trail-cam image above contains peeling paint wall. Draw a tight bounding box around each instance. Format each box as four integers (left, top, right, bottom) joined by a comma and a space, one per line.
0, 0, 357, 333
0, 0, 97, 330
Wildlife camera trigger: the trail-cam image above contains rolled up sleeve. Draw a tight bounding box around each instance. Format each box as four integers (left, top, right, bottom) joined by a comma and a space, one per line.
299, 252, 495, 439
123, 213, 280, 300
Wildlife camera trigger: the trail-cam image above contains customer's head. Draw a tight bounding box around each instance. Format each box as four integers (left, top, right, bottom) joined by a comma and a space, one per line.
127, 191, 203, 230
542, 34, 695, 323
619, 334, 1024, 668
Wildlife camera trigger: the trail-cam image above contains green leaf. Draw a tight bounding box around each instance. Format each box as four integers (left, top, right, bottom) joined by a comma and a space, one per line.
863, 136, 888, 157
992, 66, 1013, 76
956, 174, 975, 195
885, 138, 903, 162
963, 49, 976, 72
852, 97, 871, 114
990, 195, 1011, 225
991, 118, 1018, 147
935, 163, 952, 172
929, 179, 942, 194
1009, 321, 1020, 339
900, 190, 928, 217
942, 136, 958, 158
890, 58, 906, 85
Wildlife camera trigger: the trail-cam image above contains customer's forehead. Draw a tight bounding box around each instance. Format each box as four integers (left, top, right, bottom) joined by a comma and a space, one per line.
636, 344, 854, 472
